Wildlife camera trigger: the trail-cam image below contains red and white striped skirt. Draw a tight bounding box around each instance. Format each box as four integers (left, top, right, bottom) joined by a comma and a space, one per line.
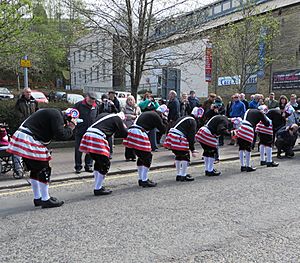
7, 127, 51, 161
123, 126, 151, 152
195, 126, 218, 148
236, 121, 254, 143
256, 121, 273, 136
79, 128, 110, 158
163, 128, 189, 151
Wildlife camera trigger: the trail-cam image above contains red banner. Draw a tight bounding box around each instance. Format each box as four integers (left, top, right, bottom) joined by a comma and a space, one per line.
205, 44, 212, 82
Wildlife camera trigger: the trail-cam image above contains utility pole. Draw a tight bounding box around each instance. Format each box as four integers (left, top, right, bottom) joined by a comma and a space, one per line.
23, 55, 29, 88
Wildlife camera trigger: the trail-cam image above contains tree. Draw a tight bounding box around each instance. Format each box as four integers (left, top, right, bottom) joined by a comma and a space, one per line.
211, 0, 280, 92
68, 0, 206, 97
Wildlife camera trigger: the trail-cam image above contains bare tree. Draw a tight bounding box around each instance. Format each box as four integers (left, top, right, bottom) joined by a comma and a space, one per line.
67, 0, 207, 97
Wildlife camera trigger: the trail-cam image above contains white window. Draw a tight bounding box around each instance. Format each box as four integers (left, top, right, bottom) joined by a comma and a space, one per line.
223, 1, 231, 11
213, 4, 222, 14
232, 0, 240, 8
207, 7, 213, 16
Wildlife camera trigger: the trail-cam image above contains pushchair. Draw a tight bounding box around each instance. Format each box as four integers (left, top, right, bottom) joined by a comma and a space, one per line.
0, 123, 27, 179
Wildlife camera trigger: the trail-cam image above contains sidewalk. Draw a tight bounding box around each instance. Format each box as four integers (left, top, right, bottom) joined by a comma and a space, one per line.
1, 138, 299, 190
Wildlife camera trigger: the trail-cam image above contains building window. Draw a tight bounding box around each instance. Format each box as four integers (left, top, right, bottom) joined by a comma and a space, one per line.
102, 62, 106, 81
96, 65, 100, 81
84, 69, 87, 83
74, 72, 76, 85
90, 67, 93, 82
79, 50, 81, 62
90, 44, 93, 59
213, 4, 222, 14
207, 7, 213, 16
232, 0, 240, 8
73, 51, 76, 64
83, 50, 86, 61
223, 1, 231, 11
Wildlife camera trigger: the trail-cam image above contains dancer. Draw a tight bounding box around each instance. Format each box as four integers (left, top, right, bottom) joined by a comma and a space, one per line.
7, 108, 75, 208
79, 112, 128, 196
123, 105, 167, 187
163, 107, 203, 181
195, 115, 230, 176
236, 109, 270, 172
256, 105, 279, 167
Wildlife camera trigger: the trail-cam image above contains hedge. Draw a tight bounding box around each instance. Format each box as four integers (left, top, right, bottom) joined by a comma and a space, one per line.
0, 100, 72, 133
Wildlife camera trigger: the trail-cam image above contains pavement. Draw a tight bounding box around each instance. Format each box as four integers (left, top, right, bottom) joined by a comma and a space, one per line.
0, 137, 299, 190
1, 153, 300, 262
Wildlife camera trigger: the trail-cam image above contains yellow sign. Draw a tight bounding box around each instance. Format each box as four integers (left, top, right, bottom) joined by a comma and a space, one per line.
20, 59, 31, 68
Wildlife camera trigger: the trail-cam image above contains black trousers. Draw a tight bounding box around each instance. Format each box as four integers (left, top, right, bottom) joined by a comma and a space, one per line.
172, 150, 190, 161
90, 153, 111, 175
200, 142, 217, 158
134, 149, 152, 168
23, 158, 50, 183
237, 138, 252, 152
125, 147, 136, 160
258, 133, 273, 147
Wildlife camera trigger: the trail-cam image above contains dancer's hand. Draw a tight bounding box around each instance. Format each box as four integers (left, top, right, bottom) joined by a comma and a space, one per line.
191, 150, 199, 157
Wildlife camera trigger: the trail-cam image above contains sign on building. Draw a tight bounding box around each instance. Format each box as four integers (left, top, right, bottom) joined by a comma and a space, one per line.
273, 69, 300, 89
218, 75, 241, 86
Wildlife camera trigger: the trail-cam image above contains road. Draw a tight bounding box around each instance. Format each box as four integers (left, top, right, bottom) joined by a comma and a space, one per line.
1, 154, 300, 263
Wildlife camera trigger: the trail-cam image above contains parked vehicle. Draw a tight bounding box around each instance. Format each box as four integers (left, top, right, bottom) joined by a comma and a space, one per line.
115, 91, 131, 108
0, 87, 14, 100
48, 91, 66, 102
62, 93, 84, 104
31, 90, 49, 103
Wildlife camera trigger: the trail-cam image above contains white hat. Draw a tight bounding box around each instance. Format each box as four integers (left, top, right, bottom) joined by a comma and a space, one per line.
258, 105, 269, 114
191, 107, 204, 118
156, 105, 169, 116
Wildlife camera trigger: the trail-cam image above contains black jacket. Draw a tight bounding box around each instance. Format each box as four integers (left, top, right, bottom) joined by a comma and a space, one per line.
92, 113, 128, 138
206, 115, 230, 136
266, 109, 286, 133
136, 111, 166, 134
245, 109, 270, 127
167, 98, 180, 122
15, 95, 38, 122
23, 108, 73, 143
173, 116, 197, 151
74, 99, 99, 136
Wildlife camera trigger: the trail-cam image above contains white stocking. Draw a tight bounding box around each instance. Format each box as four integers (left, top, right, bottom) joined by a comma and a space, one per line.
94, 171, 104, 190
266, 146, 272, 162
203, 156, 209, 171
30, 179, 41, 199
245, 151, 251, 167
175, 160, 181, 175
259, 145, 265, 161
141, 166, 149, 181
239, 150, 245, 166
180, 161, 188, 176
39, 182, 50, 201
207, 157, 214, 172
137, 166, 143, 180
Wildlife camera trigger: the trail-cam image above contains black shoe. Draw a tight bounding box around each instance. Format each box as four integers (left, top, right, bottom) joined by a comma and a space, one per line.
180, 175, 194, 182
241, 166, 247, 172
205, 170, 221, 176
94, 187, 112, 196
75, 169, 81, 174
125, 159, 131, 162
131, 158, 136, 162
260, 161, 267, 166
33, 198, 43, 207
176, 175, 181, 182
138, 179, 142, 186
41, 197, 64, 209
277, 154, 283, 159
246, 166, 256, 172
267, 161, 279, 167
140, 179, 157, 187
84, 167, 93, 173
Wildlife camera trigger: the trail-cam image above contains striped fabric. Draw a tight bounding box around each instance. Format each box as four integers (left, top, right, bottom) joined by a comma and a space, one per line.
79, 127, 110, 157
256, 121, 273, 136
163, 128, 189, 151
195, 126, 218, 148
7, 128, 51, 161
236, 120, 254, 143
123, 125, 151, 152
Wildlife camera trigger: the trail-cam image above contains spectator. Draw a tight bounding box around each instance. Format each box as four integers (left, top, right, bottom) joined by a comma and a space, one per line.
289, 94, 300, 111
188, 90, 201, 109
239, 93, 249, 110
180, 92, 192, 116
266, 92, 279, 109
275, 124, 299, 158
14, 87, 39, 178
279, 95, 288, 112
229, 93, 246, 118
74, 92, 99, 173
108, 91, 120, 112
249, 94, 260, 109
138, 93, 159, 151
15, 88, 38, 123
98, 94, 118, 114
167, 90, 180, 126
203, 93, 216, 113
226, 95, 234, 117
258, 97, 265, 107
122, 95, 141, 162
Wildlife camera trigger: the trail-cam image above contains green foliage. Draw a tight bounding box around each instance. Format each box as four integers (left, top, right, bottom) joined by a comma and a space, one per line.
211, 0, 280, 91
